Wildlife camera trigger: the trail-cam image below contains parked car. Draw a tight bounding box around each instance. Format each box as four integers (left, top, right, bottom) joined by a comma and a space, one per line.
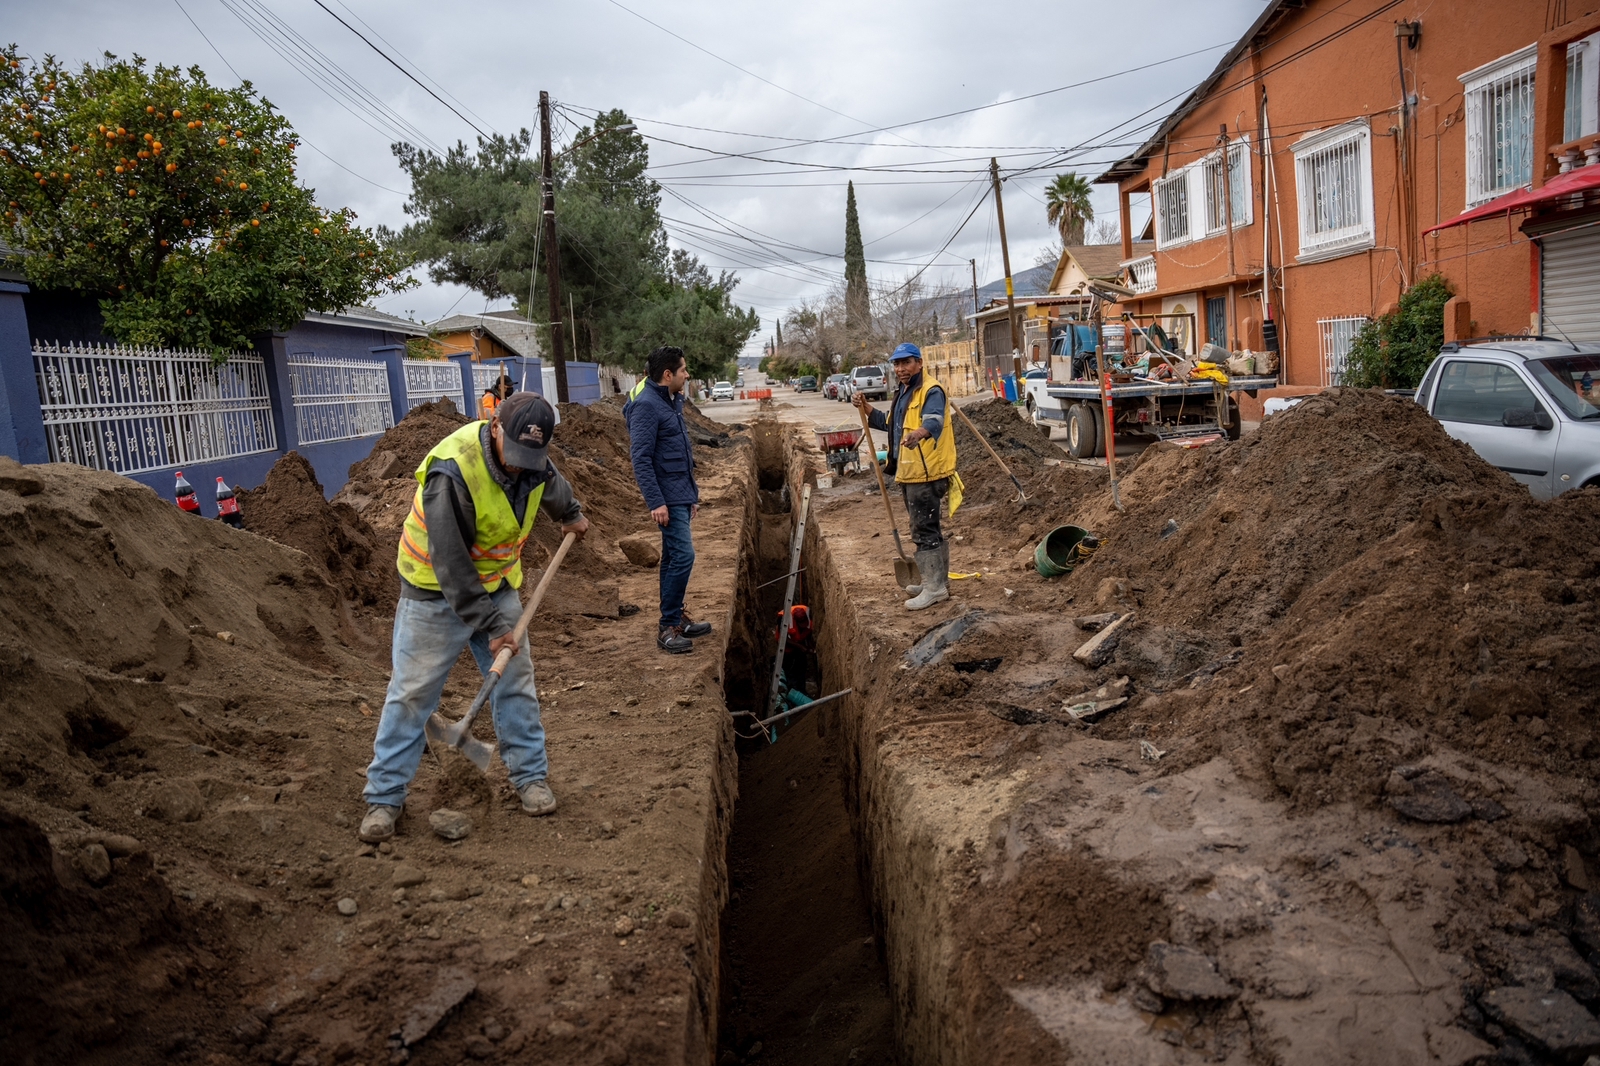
796, 375, 819, 393
846, 365, 889, 402
711, 380, 735, 401
736, 374, 745, 387
1414, 339, 1600, 499
823, 373, 849, 399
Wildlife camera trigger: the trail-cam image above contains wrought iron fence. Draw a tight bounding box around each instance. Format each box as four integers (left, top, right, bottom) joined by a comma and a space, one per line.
33, 342, 276, 474
288, 353, 394, 445
403, 360, 466, 412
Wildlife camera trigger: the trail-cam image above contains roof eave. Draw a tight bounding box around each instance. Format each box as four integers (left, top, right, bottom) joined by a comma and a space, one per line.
1093, 0, 1291, 186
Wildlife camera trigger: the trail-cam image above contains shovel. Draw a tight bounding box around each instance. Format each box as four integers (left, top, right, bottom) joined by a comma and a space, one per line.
950, 403, 1028, 502
424, 531, 578, 771
856, 403, 919, 589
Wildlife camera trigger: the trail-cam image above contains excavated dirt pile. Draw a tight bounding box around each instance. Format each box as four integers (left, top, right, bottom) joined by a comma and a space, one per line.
237, 452, 389, 613
1059, 388, 1600, 806
796, 386, 1600, 1064
0, 456, 359, 1063
0, 396, 757, 1066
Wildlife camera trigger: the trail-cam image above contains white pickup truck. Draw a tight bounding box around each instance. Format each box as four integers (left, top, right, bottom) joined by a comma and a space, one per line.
1022, 323, 1276, 458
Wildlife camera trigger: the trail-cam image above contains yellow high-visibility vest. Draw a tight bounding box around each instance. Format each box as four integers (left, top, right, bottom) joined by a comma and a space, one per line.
396, 422, 544, 591
895, 372, 957, 483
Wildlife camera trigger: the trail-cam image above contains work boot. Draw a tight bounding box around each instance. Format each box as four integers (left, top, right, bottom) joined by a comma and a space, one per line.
903, 547, 949, 610
680, 613, 713, 639
902, 542, 949, 596
358, 804, 399, 843
658, 625, 694, 654
518, 779, 557, 816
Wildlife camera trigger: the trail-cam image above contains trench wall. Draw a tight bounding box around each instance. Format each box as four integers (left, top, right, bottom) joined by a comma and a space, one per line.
773, 418, 975, 1066
680, 440, 759, 1062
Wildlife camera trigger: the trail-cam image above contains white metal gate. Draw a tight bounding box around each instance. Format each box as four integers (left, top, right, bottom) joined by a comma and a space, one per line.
1318, 316, 1368, 386
287, 353, 394, 445
1541, 225, 1600, 344
33, 342, 276, 474
403, 360, 466, 412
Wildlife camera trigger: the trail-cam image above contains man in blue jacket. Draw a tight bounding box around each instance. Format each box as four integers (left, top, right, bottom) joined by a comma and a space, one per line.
626, 346, 712, 654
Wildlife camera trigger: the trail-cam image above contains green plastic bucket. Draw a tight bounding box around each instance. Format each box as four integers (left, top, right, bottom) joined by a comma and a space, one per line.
1034, 525, 1098, 577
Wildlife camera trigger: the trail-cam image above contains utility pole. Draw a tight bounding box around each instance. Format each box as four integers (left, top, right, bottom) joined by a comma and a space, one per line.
969, 258, 980, 393
990, 158, 1022, 378
539, 90, 569, 404
1219, 124, 1237, 352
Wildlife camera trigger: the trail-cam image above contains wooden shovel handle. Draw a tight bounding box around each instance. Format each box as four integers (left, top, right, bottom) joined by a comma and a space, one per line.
857, 404, 912, 562
950, 403, 1025, 495
488, 530, 578, 677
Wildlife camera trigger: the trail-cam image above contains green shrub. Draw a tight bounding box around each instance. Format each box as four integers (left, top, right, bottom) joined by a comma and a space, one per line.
1342, 274, 1454, 389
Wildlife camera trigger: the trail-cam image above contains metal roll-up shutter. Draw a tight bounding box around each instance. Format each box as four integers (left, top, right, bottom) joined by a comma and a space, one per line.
1541, 226, 1600, 343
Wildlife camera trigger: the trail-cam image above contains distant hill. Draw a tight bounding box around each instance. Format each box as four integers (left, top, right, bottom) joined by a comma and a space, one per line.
974, 263, 1056, 304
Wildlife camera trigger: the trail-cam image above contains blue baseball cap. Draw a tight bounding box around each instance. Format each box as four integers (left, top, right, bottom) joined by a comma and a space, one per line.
890, 342, 922, 362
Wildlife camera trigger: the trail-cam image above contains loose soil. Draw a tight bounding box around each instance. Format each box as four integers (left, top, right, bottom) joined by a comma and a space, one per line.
0, 386, 755, 1066
8, 376, 1600, 1066
781, 388, 1600, 1065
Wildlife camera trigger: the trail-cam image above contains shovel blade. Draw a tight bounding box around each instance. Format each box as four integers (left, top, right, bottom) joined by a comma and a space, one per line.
456, 735, 494, 772
424, 712, 496, 773
894, 556, 920, 589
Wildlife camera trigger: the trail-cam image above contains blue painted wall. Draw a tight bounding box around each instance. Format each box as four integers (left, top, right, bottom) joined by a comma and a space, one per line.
0, 288, 427, 503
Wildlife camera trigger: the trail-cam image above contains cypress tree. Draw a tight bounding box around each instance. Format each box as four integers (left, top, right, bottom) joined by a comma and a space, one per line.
844, 181, 868, 333
776, 319, 784, 348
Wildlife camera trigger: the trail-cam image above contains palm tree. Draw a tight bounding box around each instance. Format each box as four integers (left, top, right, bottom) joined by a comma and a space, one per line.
1045, 172, 1094, 245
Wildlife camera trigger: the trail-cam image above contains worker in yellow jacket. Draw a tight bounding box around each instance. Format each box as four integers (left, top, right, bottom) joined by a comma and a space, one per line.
359, 392, 589, 842
854, 343, 960, 610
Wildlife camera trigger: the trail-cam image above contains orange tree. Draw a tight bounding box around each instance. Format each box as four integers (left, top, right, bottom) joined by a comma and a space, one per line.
0, 48, 411, 354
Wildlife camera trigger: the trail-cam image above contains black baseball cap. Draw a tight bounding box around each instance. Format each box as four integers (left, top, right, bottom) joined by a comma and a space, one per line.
495, 391, 555, 470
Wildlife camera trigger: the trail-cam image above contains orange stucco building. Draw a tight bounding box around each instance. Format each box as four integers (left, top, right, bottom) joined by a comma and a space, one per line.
1097, 0, 1599, 411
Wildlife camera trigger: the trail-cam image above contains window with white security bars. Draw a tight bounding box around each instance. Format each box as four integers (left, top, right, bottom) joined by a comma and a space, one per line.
1318, 316, 1368, 387
1154, 170, 1190, 247
1153, 138, 1251, 249
1203, 140, 1251, 234
1293, 120, 1374, 262
1462, 45, 1536, 207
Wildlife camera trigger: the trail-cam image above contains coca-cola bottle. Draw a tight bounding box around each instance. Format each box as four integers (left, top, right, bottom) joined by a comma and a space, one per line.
174, 471, 202, 515
215, 477, 243, 529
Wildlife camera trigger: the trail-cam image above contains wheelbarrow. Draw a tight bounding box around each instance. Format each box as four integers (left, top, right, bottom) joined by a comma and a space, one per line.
813, 424, 865, 479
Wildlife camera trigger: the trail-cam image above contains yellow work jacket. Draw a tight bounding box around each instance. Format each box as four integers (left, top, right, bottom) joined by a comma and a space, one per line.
396, 422, 544, 591
894, 371, 958, 484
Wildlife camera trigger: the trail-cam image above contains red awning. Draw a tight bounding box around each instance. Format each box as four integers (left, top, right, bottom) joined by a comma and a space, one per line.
1423, 165, 1600, 235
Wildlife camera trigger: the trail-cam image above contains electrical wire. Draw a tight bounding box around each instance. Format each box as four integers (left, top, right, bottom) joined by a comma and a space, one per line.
309, 0, 492, 139
172, 0, 410, 195
215, 0, 446, 154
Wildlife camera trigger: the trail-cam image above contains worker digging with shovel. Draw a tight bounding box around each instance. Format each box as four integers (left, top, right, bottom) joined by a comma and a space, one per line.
358, 391, 589, 843
854, 342, 962, 610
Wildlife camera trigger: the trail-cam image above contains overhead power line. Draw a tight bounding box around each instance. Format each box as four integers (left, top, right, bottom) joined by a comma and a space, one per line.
171, 0, 409, 194
309, 0, 493, 139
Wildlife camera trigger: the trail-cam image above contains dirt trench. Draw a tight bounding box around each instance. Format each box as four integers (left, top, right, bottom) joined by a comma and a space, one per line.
714, 419, 898, 1065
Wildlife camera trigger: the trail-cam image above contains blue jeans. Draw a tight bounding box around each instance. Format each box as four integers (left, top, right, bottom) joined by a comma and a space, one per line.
364, 584, 547, 808
658, 504, 696, 628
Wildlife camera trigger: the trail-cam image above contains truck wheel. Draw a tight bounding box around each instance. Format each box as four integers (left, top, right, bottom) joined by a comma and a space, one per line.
1067, 404, 1098, 459
1223, 396, 1242, 440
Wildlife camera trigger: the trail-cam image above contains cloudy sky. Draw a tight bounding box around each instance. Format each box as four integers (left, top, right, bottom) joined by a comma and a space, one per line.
9, 0, 1265, 354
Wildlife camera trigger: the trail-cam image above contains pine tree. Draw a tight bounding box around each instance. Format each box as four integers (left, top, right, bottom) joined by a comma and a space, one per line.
844, 181, 869, 333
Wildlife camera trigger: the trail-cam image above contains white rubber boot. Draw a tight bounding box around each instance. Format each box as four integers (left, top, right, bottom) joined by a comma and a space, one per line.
904, 547, 949, 610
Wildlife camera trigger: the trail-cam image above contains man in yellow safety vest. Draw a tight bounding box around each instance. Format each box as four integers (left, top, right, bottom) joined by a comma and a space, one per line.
854, 343, 960, 610
359, 391, 589, 842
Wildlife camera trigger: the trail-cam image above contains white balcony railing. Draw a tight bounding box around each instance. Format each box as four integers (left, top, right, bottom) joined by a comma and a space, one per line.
1122, 254, 1157, 295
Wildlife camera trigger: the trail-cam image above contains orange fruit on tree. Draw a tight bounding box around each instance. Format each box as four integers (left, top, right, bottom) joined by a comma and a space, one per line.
166, 163, 176, 172
250, 219, 259, 227
238, 182, 248, 190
